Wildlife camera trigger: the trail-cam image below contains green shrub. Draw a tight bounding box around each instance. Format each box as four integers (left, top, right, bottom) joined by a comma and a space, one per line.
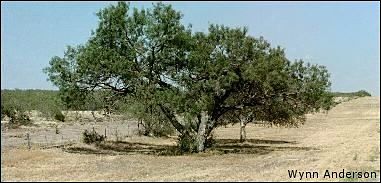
54, 111, 65, 122
177, 132, 215, 153
177, 132, 197, 153
1, 101, 31, 126
11, 112, 31, 125
82, 129, 105, 144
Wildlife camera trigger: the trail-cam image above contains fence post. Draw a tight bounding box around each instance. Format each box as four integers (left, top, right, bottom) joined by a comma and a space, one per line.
104, 128, 107, 140
115, 127, 118, 142
27, 133, 31, 150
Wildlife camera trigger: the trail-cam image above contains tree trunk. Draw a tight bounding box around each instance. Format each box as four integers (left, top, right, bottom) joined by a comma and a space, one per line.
240, 120, 247, 142
196, 116, 208, 152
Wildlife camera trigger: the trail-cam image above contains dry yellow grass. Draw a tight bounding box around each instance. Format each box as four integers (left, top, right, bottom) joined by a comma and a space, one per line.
1, 97, 380, 181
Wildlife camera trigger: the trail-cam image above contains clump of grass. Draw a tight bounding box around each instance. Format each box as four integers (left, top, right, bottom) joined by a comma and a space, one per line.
369, 147, 379, 162
353, 153, 358, 161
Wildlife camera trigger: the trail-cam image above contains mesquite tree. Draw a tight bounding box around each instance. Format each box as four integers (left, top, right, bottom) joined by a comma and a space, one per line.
44, 2, 334, 152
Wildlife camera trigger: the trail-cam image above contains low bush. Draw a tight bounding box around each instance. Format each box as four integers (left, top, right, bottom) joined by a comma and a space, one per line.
82, 129, 105, 144
1, 101, 31, 127
177, 132, 215, 153
177, 132, 197, 153
54, 110, 65, 122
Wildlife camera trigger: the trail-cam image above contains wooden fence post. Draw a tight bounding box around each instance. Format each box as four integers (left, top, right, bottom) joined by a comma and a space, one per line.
115, 127, 118, 142
27, 133, 31, 150
127, 124, 129, 137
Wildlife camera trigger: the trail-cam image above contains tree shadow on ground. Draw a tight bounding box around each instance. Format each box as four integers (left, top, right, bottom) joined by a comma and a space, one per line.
215, 138, 297, 145
64, 141, 179, 156
209, 139, 314, 155
63, 138, 317, 156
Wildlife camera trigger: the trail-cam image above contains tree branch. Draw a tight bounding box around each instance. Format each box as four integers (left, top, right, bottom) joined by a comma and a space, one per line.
158, 103, 185, 134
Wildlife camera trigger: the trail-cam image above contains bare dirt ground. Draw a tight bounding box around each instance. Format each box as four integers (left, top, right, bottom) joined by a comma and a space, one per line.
1, 96, 380, 181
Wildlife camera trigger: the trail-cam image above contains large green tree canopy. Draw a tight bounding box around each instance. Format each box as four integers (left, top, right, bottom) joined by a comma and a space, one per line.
44, 2, 334, 152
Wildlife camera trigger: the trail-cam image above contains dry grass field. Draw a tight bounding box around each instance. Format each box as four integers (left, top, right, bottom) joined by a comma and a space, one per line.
1, 96, 380, 181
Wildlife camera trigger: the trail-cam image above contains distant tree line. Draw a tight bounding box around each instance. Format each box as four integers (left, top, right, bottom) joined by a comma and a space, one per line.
331, 90, 371, 97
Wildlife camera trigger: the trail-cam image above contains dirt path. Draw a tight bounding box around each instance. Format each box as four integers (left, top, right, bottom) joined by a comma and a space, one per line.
1, 97, 380, 181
